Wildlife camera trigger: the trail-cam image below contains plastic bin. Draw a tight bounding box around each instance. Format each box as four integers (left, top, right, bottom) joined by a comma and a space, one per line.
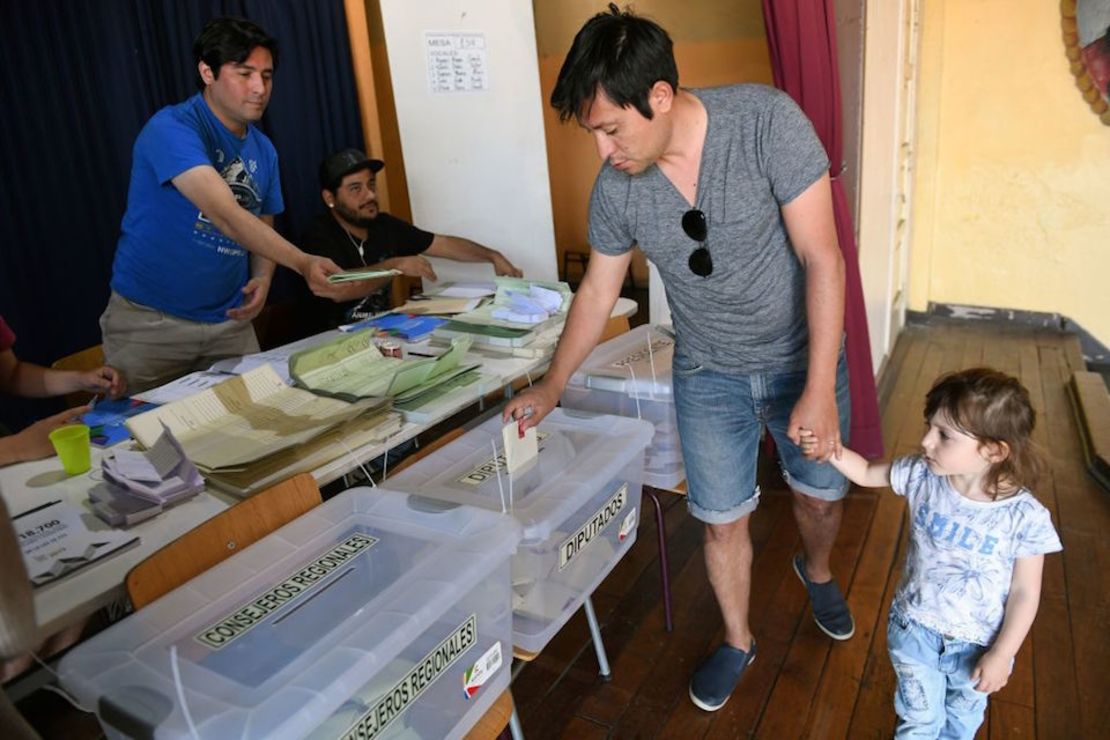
387, 408, 653, 654
58, 488, 520, 740
562, 324, 686, 489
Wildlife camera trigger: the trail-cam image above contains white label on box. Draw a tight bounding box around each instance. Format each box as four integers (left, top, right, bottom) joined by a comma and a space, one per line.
195, 533, 377, 650
618, 508, 638, 542
340, 614, 478, 740
559, 483, 629, 571
463, 640, 503, 699
456, 431, 549, 486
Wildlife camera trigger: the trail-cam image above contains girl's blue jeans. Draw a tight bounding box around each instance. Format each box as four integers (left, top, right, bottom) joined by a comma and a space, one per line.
887, 608, 994, 739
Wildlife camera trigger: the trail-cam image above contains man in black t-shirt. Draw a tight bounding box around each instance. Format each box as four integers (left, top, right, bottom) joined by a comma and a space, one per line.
300, 149, 522, 332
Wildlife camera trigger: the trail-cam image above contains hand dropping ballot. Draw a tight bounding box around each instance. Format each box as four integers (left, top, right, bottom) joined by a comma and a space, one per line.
501, 418, 538, 473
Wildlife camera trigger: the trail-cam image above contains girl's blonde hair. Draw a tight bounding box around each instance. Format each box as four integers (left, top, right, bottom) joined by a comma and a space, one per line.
924, 367, 1042, 499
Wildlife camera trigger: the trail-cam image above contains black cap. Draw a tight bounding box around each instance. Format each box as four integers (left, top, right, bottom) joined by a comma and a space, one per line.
319, 148, 384, 190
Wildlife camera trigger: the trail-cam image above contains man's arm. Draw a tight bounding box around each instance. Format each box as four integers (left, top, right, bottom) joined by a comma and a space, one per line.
226, 215, 277, 321
0, 405, 90, 467
781, 173, 846, 461
425, 235, 523, 277
502, 249, 630, 429
172, 166, 343, 298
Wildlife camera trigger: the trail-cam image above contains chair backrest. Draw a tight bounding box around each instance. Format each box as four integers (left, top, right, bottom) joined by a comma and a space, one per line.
125, 473, 322, 610
50, 344, 105, 407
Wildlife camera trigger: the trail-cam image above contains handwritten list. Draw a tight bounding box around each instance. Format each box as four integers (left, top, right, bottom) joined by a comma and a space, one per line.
425, 32, 489, 94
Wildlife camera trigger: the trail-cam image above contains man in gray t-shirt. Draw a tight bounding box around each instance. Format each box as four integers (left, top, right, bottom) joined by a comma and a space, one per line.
504, 6, 851, 712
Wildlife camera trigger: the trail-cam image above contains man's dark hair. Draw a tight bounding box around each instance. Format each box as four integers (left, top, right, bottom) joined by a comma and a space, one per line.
193, 16, 278, 90
550, 3, 678, 122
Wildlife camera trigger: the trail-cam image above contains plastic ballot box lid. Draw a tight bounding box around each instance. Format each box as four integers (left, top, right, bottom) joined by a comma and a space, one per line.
58, 487, 521, 740
567, 324, 676, 400
387, 408, 653, 542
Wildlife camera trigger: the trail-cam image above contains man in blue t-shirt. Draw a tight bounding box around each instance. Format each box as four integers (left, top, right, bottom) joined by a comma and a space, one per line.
101, 17, 343, 392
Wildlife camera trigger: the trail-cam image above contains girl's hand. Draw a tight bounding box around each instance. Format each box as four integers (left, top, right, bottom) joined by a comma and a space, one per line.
971, 649, 1013, 694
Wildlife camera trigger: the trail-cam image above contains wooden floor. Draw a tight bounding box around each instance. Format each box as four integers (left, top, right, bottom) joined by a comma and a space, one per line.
14, 321, 1110, 738
508, 321, 1110, 739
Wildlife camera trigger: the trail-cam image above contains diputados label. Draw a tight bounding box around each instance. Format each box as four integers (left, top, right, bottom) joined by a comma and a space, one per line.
559, 483, 628, 571
195, 533, 377, 650
456, 431, 549, 486
339, 615, 478, 740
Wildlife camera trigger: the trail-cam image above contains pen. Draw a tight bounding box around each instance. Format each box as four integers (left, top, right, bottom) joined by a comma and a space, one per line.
89, 395, 101, 410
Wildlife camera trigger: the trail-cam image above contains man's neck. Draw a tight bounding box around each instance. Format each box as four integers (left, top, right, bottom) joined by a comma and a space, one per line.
331, 210, 368, 240
658, 90, 707, 166
201, 90, 247, 138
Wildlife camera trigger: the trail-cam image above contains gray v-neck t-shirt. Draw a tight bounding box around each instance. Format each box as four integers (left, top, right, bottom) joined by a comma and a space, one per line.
588, 84, 829, 374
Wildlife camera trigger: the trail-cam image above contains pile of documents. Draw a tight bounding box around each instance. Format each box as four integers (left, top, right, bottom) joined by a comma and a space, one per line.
15, 500, 139, 586
90, 425, 204, 526
124, 365, 400, 497
432, 278, 572, 353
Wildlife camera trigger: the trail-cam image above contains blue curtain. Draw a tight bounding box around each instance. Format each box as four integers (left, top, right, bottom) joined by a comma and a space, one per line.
0, 0, 364, 431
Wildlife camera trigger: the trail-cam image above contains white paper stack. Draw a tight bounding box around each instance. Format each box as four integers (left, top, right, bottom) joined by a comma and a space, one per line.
91, 425, 204, 526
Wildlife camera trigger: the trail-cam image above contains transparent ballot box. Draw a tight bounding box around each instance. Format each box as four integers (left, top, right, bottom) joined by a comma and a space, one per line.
58, 488, 520, 740
387, 408, 653, 654
562, 324, 685, 489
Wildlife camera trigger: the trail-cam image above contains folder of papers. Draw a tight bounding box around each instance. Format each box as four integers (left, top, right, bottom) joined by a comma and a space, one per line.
326, 267, 402, 284
125, 365, 386, 473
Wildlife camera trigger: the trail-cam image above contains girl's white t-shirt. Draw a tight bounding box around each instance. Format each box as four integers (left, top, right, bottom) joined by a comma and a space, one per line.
890, 455, 1062, 646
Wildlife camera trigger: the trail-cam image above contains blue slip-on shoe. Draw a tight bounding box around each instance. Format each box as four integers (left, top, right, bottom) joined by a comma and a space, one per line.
793, 554, 855, 640
688, 641, 757, 712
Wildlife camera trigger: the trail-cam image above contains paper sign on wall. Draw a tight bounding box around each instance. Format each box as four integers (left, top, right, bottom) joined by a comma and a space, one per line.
425, 32, 489, 93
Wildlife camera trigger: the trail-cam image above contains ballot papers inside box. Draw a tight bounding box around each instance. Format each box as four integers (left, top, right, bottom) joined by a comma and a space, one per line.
563, 324, 686, 489
58, 488, 519, 740
387, 408, 653, 654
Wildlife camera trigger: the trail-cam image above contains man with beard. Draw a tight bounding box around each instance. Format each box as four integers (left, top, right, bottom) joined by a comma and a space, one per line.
300, 149, 522, 333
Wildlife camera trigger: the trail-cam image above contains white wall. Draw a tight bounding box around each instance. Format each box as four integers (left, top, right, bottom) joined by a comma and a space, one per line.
378, 0, 558, 284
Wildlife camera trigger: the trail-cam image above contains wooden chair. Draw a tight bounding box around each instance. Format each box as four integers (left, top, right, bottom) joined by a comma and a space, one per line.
50, 344, 105, 408
125, 473, 322, 609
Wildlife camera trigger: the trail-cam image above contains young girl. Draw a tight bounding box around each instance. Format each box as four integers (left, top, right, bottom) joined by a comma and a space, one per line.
801, 367, 1061, 738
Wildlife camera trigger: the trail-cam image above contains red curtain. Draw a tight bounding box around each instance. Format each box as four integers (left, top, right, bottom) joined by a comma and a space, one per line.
762, 0, 884, 458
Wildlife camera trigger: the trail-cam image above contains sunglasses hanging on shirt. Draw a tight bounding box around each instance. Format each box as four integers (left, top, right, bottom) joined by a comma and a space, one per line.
682, 208, 713, 277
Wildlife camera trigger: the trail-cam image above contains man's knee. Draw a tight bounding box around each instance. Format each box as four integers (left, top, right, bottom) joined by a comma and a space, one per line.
705, 515, 751, 545
792, 490, 840, 516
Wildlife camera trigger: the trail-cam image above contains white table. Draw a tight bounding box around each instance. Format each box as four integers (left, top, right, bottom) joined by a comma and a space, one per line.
1, 333, 554, 640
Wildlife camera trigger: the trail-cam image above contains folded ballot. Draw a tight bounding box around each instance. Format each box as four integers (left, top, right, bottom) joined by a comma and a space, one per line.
92, 425, 204, 526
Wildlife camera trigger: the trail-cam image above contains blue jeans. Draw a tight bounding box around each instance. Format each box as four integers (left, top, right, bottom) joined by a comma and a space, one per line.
887, 609, 992, 739
671, 351, 850, 524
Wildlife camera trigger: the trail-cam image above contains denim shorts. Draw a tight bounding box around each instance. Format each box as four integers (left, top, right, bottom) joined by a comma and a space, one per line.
671, 350, 850, 524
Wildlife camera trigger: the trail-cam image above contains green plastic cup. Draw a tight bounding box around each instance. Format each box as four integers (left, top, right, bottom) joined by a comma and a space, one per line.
49, 424, 92, 476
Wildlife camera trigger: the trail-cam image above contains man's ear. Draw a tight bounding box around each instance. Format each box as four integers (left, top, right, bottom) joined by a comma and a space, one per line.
321, 189, 334, 208
198, 61, 216, 87
649, 80, 675, 115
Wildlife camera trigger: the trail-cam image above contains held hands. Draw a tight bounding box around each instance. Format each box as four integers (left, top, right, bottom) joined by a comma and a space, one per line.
971, 649, 1013, 694
226, 276, 271, 322
501, 382, 559, 438
491, 253, 523, 278
8, 405, 89, 464
77, 366, 126, 399
788, 387, 841, 462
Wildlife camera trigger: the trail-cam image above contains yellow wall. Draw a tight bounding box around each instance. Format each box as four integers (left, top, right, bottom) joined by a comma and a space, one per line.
910, 0, 1110, 344
533, 1, 772, 282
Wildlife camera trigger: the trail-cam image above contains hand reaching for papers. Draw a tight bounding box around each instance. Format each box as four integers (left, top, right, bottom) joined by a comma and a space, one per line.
77, 366, 126, 399
0, 404, 89, 466
502, 381, 560, 437
491, 253, 523, 278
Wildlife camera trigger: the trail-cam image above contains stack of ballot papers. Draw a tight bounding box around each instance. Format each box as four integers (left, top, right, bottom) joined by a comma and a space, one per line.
490, 284, 564, 324
90, 425, 204, 526
125, 365, 387, 474
432, 277, 572, 350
